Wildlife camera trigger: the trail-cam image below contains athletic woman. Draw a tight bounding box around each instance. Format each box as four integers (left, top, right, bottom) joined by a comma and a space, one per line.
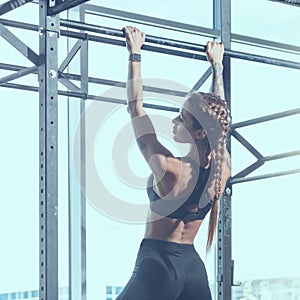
116, 26, 231, 300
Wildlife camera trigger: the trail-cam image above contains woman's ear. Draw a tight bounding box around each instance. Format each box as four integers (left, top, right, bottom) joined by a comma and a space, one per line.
195, 128, 207, 140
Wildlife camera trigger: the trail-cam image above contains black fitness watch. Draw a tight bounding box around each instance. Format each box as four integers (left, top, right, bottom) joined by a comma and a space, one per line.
129, 53, 141, 62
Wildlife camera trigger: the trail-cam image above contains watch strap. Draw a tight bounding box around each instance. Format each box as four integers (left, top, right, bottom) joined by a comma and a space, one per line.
129, 53, 141, 62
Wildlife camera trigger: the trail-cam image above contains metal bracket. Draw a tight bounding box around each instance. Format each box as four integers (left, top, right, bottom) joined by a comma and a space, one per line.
48, 0, 56, 8
46, 15, 60, 36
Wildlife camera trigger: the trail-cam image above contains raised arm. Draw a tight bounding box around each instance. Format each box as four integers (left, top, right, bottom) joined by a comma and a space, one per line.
205, 41, 225, 101
124, 26, 145, 117
123, 26, 173, 174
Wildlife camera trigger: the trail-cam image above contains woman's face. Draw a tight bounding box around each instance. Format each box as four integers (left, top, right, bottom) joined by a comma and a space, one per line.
172, 101, 199, 143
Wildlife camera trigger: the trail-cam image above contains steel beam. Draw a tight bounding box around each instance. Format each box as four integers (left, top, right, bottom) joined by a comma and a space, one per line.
68, 7, 87, 300
47, 0, 90, 16
231, 129, 264, 159
232, 150, 300, 182
231, 33, 300, 56
0, 62, 188, 96
82, 4, 218, 38
0, 65, 36, 84
39, 1, 59, 299
214, 0, 234, 299
269, 0, 300, 7
59, 74, 82, 93
1, 17, 300, 69
232, 161, 265, 180
190, 67, 212, 92
261, 150, 300, 162
230, 168, 300, 184
0, 81, 180, 112
232, 108, 300, 129
58, 39, 83, 73
0, 22, 41, 65
0, 0, 34, 16
59, 19, 300, 70
2, 17, 300, 57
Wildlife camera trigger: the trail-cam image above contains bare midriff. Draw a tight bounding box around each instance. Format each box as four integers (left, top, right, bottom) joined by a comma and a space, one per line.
143, 210, 203, 244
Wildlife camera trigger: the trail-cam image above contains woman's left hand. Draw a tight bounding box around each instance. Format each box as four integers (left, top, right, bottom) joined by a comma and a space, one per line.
123, 26, 145, 54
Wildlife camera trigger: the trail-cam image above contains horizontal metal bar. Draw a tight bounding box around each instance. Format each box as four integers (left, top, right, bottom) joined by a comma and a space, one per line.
230, 168, 300, 184
48, 0, 90, 16
2, 16, 300, 60
62, 72, 186, 97
231, 129, 264, 159
1, 17, 300, 69
261, 150, 300, 162
82, 4, 218, 39
225, 48, 300, 70
0, 65, 36, 84
0, 0, 34, 16
232, 108, 300, 129
0, 82, 180, 112
83, 4, 300, 56
59, 20, 300, 70
0, 62, 188, 97
59, 75, 83, 93
0, 61, 36, 72
60, 28, 209, 61
0, 18, 39, 31
0, 21, 41, 66
83, 4, 300, 57
232, 33, 300, 56
60, 19, 208, 53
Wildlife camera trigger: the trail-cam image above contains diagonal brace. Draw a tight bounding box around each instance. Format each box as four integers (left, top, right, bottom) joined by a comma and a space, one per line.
231, 128, 264, 159
0, 22, 41, 66
0, 65, 37, 85
231, 160, 265, 181
59, 40, 83, 73
59, 74, 83, 94
190, 67, 212, 92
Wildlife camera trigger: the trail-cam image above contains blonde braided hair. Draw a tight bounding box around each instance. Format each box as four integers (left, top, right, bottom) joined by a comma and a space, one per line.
187, 92, 231, 251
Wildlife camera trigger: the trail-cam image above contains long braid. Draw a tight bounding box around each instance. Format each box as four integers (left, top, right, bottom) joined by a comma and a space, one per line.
187, 92, 230, 251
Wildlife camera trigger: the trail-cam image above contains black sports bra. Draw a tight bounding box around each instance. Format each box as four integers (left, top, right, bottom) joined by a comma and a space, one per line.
147, 157, 212, 220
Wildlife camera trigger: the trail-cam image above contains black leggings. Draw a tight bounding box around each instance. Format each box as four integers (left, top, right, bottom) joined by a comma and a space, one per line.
116, 239, 212, 300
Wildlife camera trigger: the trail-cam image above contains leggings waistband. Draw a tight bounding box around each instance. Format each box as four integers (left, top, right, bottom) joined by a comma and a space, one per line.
140, 238, 196, 253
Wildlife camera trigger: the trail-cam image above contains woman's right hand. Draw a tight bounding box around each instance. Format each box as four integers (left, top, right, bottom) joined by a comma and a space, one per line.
205, 41, 224, 67
123, 26, 145, 54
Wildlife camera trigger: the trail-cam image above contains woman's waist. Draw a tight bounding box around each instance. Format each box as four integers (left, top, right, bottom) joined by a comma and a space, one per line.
144, 212, 202, 245
140, 238, 196, 254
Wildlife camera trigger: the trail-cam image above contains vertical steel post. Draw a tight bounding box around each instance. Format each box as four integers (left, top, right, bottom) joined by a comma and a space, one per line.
214, 0, 233, 299
68, 5, 87, 300
39, 1, 59, 299
79, 29, 88, 300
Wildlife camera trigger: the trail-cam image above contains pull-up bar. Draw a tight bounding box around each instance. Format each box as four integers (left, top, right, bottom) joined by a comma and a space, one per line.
1, 17, 300, 70
60, 19, 300, 70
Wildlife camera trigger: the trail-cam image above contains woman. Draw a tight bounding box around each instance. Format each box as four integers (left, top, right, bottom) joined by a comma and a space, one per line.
116, 26, 231, 300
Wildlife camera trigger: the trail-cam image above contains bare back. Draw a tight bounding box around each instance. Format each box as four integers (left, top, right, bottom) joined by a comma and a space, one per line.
144, 154, 231, 244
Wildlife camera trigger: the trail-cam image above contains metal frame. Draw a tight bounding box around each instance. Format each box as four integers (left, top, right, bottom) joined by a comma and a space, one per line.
47, 0, 90, 16
38, 1, 59, 300
0, 0, 34, 16
67, 7, 87, 300
0, 1, 300, 299
213, 1, 234, 299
